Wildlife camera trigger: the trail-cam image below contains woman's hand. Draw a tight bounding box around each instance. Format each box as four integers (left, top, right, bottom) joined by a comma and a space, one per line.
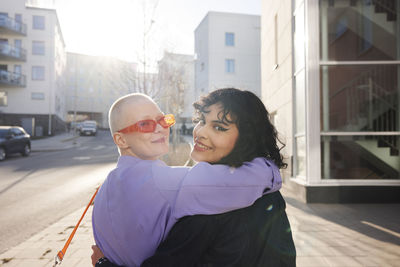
91, 245, 104, 266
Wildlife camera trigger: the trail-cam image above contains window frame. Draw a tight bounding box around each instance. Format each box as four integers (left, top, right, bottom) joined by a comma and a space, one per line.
225, 32, 235, 46
32, 15, 45, 30
31, 66, 45, 81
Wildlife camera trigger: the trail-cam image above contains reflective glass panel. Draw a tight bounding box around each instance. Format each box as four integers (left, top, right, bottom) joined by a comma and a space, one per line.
321, 135, 399, 179
294, 2, 305, 72
296, 136, 307, 177
320, 64, 399, 132
295, 68, 306, 133
320, 0, 400, 60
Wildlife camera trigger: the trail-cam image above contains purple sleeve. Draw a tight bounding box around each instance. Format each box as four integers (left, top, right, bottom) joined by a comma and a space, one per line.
172, 157, 282, 219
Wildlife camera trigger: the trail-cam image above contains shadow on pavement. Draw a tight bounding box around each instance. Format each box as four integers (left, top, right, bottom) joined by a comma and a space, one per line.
283, 193, 400, 247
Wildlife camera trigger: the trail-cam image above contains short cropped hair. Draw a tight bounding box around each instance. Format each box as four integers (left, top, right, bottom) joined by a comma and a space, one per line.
108, 93, 153, 135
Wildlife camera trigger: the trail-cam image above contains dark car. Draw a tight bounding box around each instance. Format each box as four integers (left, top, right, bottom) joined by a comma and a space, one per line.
0, 126, 31, 161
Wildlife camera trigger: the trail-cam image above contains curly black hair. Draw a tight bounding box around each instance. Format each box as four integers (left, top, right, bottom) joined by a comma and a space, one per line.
193, 88, 287, 169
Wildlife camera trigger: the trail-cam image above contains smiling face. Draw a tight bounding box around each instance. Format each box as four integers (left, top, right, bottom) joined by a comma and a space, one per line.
191, 103, 239, 164
114, 98, 170, 160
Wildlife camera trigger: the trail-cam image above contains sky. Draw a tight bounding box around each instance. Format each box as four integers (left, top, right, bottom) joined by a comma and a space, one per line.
55, 0, 261, 66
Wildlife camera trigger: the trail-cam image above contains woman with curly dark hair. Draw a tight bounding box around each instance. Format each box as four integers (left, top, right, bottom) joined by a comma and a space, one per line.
93, 88, 295, 267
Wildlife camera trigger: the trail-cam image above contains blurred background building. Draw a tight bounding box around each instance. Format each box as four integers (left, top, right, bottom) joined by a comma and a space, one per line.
262, 0, 400, 202
65, 53, 137, 128
194, 11, 261, 100
0, 0, 67, 136
158, 52, 195, 127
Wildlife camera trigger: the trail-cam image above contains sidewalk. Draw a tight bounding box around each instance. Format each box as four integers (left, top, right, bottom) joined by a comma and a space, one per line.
1, 134, 399, 266
0, 189, 399, 267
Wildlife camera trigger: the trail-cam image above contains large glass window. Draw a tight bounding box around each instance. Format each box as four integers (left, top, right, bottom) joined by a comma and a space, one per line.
319, 0, 400, 180
293, 1, 307, 178
320, 0, 400, 61
320, 64, 399, 132
321, 135, 399, 179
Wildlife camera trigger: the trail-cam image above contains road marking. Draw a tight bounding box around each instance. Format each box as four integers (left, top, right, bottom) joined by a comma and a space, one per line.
78, 146, 88, 150
73, 156, 91, 160
93, 145, 106, 150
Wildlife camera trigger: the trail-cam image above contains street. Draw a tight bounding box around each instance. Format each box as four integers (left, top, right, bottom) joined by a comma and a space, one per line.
0, 130, 118, 254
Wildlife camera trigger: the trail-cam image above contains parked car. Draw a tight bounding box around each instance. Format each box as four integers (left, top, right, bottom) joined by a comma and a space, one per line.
79, 120, 97, 136
0, 126, 31, 161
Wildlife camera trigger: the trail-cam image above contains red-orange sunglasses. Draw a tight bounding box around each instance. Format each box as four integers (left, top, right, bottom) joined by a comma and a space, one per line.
118, 114, 175, 133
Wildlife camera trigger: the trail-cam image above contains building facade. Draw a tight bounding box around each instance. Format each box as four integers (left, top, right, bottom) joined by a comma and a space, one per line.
262, 0, 400, 202
65, 53, 138, 128
0, 0, 67, 136
194, 11, 261, 99
158, 52, 195, 124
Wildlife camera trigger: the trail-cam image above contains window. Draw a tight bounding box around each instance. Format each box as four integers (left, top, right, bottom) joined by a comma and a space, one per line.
32, 66, 45, 80
11, 128, 24, 135
225, 32, 235, 46
274, 14, 278, 69
33, 15, 45, 30
0, 13, 8, 26
0, 92, 7, 106
200, 62, 204, 71
225, 59, 235, 73
32, 41, 45, 55
31, 92, 45, 100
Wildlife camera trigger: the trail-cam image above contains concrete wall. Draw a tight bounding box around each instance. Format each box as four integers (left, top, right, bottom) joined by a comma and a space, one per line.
261, 0, 293, 181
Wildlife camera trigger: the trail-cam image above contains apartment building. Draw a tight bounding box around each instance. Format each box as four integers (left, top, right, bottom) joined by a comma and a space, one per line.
0, 0, 66, 136
262, 0, 400, 202
158, 52, 195, 124
194, 11, 261, 99
65, 53, 137, 128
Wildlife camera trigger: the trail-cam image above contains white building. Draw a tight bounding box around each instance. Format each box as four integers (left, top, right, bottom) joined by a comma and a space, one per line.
65, 53, 137, 128
262, 0, 400, 202
0, 0, 66, 136
194, 11, 261, 99
158, 52, 195, 124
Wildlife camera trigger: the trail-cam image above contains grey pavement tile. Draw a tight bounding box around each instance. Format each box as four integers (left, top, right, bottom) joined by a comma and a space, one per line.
354, 256, 398, 267
329, 246, 368, 257
296, 256, 329, 266
324, 256, 364, 267
296, 245, 338, 257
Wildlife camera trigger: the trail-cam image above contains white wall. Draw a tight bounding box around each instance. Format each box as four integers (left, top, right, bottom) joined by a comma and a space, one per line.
0, 1, 66, 120
195, 12, 261, 97
261, 0, 293, 180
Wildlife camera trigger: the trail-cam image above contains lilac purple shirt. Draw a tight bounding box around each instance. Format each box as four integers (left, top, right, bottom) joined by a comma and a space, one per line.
92, 156, 282, 267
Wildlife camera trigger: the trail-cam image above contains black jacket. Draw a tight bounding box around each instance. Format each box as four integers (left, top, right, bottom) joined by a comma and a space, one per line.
97, 191, 296, 267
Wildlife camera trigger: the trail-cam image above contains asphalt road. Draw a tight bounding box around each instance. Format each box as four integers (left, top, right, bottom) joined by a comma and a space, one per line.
0, 130, 118, 254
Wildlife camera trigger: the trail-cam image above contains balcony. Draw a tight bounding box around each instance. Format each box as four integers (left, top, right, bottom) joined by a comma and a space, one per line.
0, 70, 26, 87
0, 15, 27, 36
0, 43, 26, 61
